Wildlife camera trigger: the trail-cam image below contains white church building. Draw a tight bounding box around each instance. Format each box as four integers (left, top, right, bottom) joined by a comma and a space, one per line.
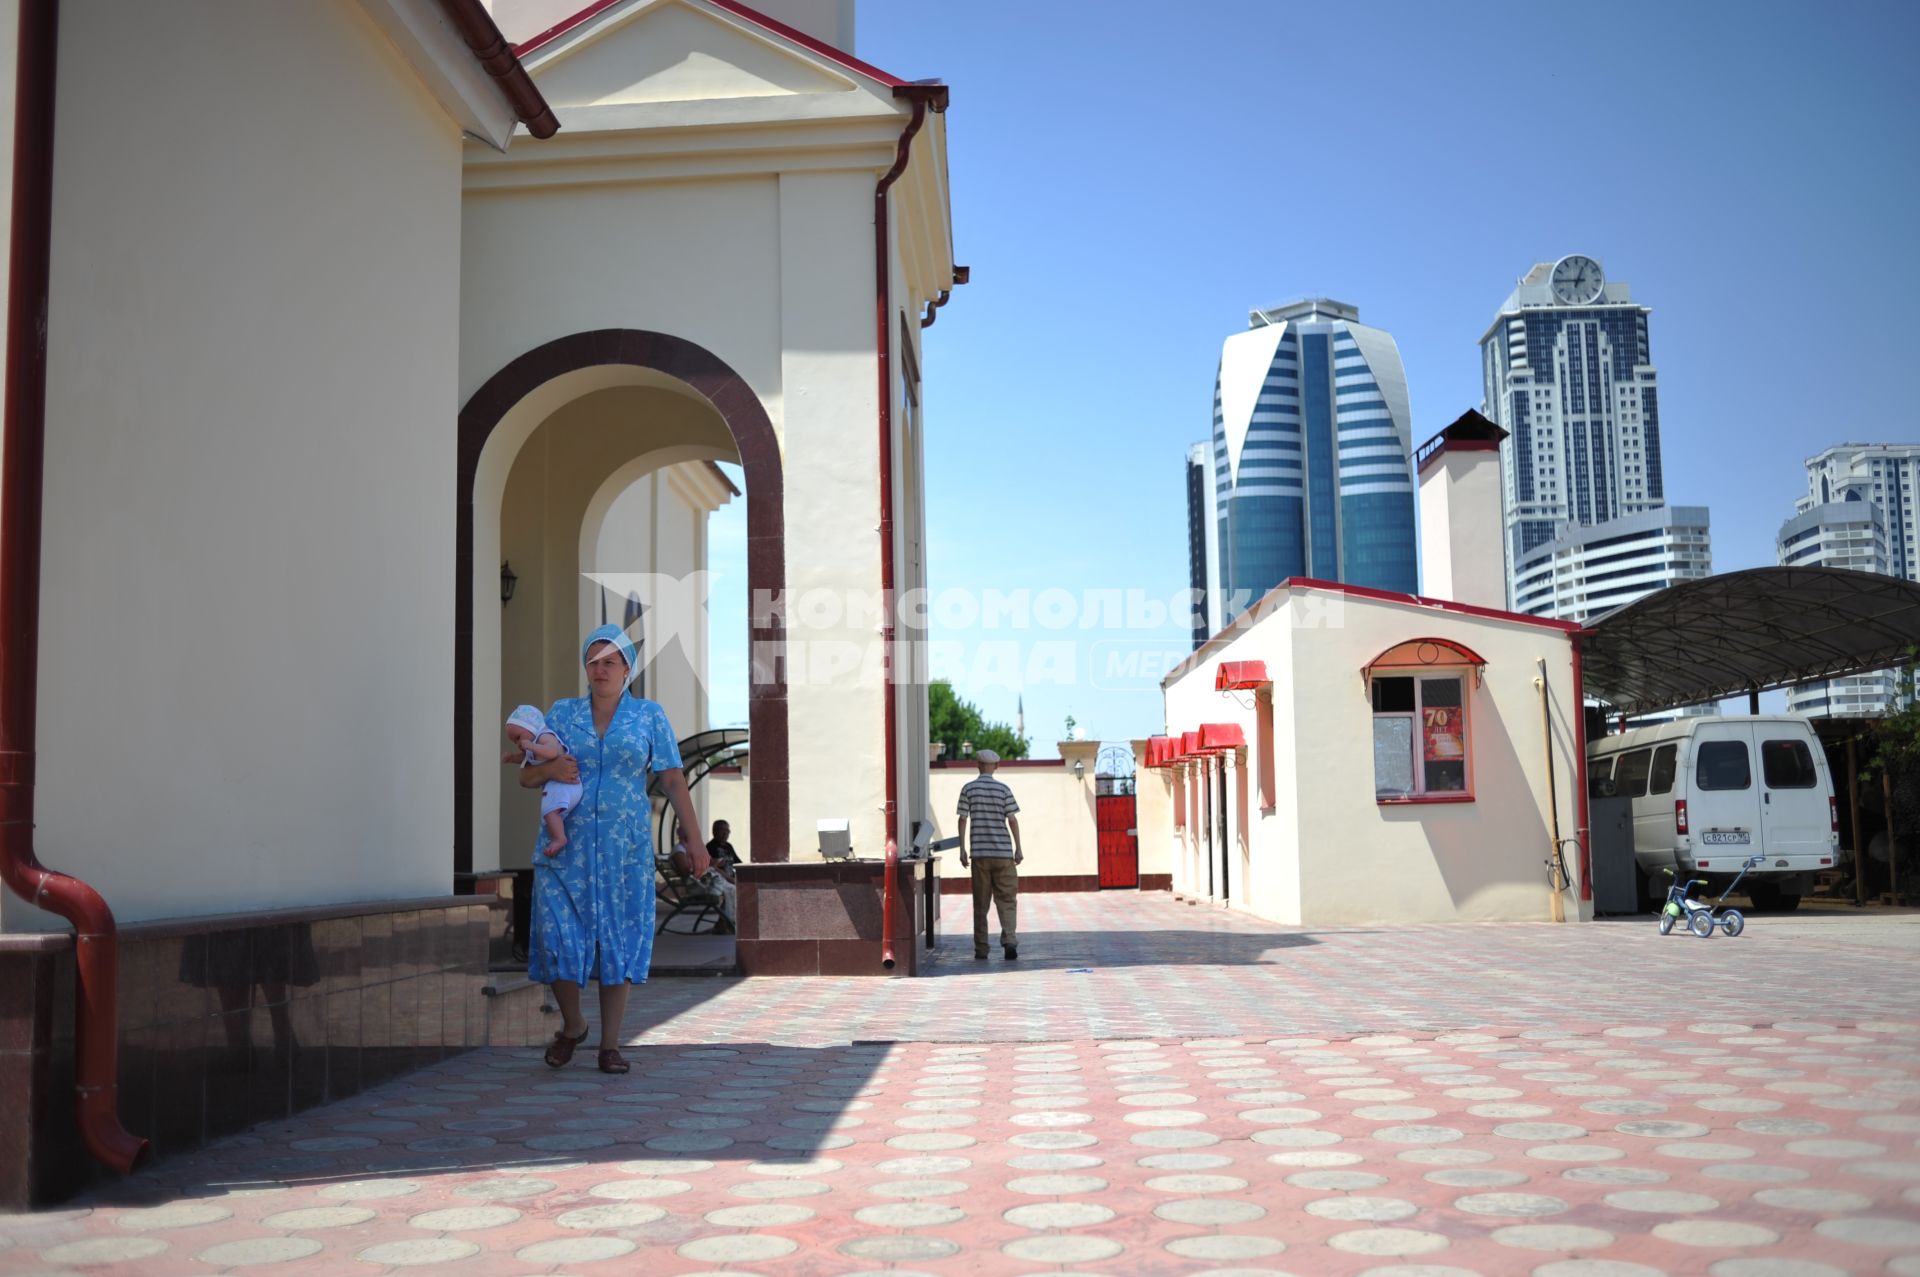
0, 0, 958, 1202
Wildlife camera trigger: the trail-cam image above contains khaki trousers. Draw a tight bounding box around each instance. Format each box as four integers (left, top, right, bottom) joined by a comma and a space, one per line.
970, 857, 1019, 953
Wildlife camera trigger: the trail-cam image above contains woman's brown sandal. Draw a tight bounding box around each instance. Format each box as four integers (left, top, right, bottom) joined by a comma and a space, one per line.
597, 1048, 630, 1075
544, 1026, 590, 1068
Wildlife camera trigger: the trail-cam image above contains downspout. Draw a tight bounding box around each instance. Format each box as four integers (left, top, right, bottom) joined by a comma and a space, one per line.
0, 0, 148, 1174
1536, 658, 1566, 923
919, 265, 970, 329
1570, 634, 1592, 903
874, 82, 946, 864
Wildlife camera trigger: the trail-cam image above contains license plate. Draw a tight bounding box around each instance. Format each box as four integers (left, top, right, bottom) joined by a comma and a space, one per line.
1700, 830, 1750, 845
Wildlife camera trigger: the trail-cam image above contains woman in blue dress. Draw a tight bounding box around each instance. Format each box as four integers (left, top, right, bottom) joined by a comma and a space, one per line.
517, 623, 705, 1074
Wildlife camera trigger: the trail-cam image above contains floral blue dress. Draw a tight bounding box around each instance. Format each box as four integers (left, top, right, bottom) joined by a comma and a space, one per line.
527, 693, 683, 986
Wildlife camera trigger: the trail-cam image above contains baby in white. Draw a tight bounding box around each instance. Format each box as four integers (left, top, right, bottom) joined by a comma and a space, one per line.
504, 705, 584, 856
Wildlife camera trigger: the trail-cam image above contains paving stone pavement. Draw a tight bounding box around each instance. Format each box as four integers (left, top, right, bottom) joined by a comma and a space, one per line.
4, 892, 1917, 1276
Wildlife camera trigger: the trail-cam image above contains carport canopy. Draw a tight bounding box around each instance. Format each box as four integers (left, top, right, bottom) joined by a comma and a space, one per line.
1579, 566, 1920, 715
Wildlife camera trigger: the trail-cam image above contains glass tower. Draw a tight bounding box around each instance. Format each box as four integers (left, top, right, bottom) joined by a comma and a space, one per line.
1479, 256, 1663, 604
1210, 299, 1416, 618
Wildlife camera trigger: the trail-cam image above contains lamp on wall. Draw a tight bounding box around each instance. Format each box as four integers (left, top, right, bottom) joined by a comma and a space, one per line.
500, 561, 518, 605
1072, 758, 1085, 780
960, 740, 973, 759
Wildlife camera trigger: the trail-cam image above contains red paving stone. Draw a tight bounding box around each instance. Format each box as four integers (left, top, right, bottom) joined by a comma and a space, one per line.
2, 893, 1916, 1275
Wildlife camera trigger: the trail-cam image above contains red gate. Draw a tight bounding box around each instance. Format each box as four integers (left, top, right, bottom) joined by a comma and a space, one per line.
1095, 793, 1139, 889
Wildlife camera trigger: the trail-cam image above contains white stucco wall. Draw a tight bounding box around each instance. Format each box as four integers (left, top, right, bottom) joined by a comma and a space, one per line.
18, 1, 464, 926
463, 166, 897, 861
461, 0, 951, 862
1162, 586, 1584, 926
1418, 449, 1507, 609
930, 762, 1098, 885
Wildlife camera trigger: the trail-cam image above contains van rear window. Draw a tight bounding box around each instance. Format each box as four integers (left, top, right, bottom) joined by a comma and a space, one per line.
1696, 741, 1751, 791
1762, 739, 1818, 789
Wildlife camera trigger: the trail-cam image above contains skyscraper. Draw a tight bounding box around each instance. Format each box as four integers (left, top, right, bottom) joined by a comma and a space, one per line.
1778, 444, 1920, 717
1185, 440, 1221, 648
1480, 255, 1664, 601
1210, 299, 1416, 619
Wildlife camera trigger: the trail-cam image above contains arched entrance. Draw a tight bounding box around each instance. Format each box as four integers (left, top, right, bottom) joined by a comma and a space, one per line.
456, 330, 787, 876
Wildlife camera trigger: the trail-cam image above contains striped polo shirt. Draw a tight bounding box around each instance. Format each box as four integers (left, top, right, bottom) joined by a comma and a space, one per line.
957, 775, 1020, 858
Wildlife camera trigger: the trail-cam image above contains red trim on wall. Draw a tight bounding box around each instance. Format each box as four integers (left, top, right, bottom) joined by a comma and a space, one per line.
515, 0, 911, 89
1285, 578, 1582, 634
1571, 634, 1592, 901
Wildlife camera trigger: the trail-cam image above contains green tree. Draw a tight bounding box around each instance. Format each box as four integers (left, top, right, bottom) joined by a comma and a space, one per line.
928, 681, 1028, 761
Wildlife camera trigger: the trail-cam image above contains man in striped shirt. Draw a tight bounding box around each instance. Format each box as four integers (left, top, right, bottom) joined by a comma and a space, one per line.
957, 749, 1023, 960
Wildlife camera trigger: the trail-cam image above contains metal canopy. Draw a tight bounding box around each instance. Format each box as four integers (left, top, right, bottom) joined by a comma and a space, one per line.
1579, 567, 1920, 714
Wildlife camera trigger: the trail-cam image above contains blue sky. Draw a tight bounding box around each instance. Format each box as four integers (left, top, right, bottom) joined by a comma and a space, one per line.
709, 0, 1920, 749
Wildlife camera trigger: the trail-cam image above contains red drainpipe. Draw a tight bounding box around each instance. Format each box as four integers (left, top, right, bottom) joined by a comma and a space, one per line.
1570, 633, 1592, 903
0, 0, 147, 1174
879, 838, 898, 970
874, 83, 946, 860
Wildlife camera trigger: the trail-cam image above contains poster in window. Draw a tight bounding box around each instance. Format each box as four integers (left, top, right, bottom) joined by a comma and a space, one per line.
1422, 706, 1464, 762
1373, 717, 1414, 797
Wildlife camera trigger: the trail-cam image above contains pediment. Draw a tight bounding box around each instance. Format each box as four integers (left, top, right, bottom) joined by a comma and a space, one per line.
527, 0, 863, 110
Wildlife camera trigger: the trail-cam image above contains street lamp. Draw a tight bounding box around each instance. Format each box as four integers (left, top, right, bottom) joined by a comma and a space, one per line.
960, 740, 973, 759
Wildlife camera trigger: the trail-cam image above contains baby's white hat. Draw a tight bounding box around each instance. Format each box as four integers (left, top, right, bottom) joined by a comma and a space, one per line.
506, 705, 547, 737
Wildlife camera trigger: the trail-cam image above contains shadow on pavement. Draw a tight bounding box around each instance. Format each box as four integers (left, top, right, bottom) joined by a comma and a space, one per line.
918, 927, 1327, 975
83, 1039, 882, 1209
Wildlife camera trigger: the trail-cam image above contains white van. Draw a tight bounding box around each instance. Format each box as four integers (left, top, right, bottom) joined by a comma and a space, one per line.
1586, 715, 1839, 911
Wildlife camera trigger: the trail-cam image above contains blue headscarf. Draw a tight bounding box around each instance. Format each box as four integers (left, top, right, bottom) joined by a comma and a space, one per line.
581, 622, 640, 690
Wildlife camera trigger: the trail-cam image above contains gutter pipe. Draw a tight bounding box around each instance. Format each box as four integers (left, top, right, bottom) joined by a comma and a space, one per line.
1570, 634, 1593, 903
920, 266, 969, 329
0, 0, 147, 1175
874, 82, 946, 861
434, 0, 561, 139
879, 838, 898, 970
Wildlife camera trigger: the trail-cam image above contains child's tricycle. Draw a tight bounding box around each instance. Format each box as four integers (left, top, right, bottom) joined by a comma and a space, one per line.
1658, 853, 1763, 938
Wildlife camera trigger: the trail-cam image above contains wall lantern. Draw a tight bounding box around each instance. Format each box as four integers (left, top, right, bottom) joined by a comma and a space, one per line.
500, 561, 518, 605
960, 740, 973, 758
1072, 758, 1085, 780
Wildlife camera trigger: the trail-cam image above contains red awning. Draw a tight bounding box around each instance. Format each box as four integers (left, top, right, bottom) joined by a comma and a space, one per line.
1181, 730, 1203, 759
1215, 660, 1270, 691
1144, 735, 1171, 768
1363, 637, 1488, 684
1200, 722, 1246, 751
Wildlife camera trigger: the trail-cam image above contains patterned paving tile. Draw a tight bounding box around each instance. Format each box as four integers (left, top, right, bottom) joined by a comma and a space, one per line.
3, 893, 1915, 1275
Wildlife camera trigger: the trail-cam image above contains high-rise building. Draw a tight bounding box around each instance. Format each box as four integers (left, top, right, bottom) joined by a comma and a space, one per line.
1796, 444, 1920, 578
1210, 298, 1416, 619
1512, 505, 1713, 625
1186, 441, 1221, 648
1480, 255, 1664, 602
1779, 444, 1920, 717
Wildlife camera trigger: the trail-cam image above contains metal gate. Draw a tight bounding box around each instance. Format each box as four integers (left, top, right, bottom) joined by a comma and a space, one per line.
1095, 793, 1139, 889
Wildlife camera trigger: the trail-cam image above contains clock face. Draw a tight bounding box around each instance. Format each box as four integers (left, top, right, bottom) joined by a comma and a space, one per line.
1551, 255, 1605, 305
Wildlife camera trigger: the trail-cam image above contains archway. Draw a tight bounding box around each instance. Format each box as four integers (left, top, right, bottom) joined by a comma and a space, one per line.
457, 330, 787, 877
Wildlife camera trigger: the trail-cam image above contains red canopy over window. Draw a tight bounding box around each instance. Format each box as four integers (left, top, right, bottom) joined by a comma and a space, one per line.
1215, 660, 1270, 691
1363, 637, 1487, 687
1200, 722, 1246, 751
